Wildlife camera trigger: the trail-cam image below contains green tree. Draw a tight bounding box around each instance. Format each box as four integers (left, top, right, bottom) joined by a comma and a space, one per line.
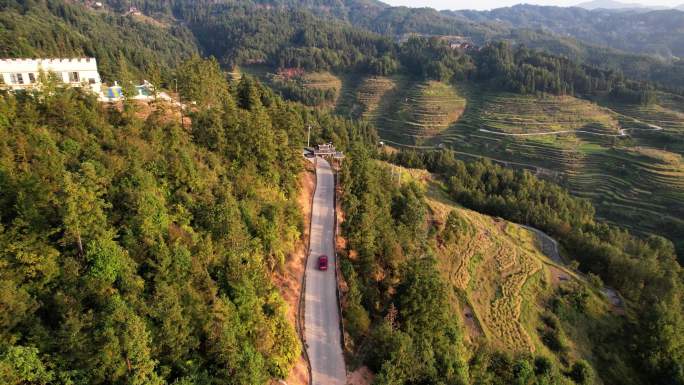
569, 360, 594, 385
60, 162, 110, 256
0, 346, 54, 385
176, 56, 229, 109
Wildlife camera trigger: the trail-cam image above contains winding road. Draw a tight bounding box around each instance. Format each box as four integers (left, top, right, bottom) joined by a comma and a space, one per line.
478, 122, 663, 137
304, 157, 346, 385
521, 224, 623, 308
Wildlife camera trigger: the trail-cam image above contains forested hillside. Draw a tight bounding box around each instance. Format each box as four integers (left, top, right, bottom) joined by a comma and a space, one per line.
456, 5, 684, 59
0, 0, 198, 81
4, 0, 680, 91
33, 0, 675, 258
337, 147, 683, 385
0, 57, 375, 384
0, 1, 683, 384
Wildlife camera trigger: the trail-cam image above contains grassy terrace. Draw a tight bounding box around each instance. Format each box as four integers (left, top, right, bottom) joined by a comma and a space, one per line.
378, 80, 465, 144
242, 67, 683, 246
384, 163, 630, 376
474, 93, 621, 135
385, 85, 684, 246
339, 77, 466, 144
300, 71, 342, 103
597, 96, 684, 154
336, 75, 398, 120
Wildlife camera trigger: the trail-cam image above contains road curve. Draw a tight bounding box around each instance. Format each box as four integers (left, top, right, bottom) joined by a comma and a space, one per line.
521, 224, 623, 308
304, 157, 346, 385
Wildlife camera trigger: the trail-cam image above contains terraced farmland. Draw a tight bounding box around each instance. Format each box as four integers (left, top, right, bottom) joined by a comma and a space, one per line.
335, 75, 398, 119
475, 93, 621, 136
301, 71, 342, 101
657, 92, 684, 114
387, 163, 620, 358
401, 87, 684, 250
598, 97, 684, 154
371, 80, 466, 145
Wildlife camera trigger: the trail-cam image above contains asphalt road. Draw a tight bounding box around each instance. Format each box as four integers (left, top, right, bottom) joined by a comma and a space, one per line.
304, 157, 346, 385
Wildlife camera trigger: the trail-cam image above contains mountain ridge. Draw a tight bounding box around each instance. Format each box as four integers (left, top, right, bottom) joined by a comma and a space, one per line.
575, 0, 668, 10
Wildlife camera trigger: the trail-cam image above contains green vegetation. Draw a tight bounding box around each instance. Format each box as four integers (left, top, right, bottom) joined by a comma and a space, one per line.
459, 91, 620, 135
339, 150, 642, 385
390, 163, 642, 382
341, 75, 397, 120
0, 0, 198, 81
340, 146, 470, 385
363, 80, 684, 254
265, 71, 341, 107
0, 57, 375, 384
374, 80, 466, 144
1, 1, 683, 384
383, 149, 684, 384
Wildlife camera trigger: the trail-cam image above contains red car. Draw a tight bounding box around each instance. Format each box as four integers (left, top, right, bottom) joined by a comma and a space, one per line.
318, 255, 329, 271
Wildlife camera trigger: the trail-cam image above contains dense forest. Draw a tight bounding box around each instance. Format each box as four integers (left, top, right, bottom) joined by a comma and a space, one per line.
120, 0, 684, 90
457, 5, 684, 59
0, 0, 667, 99
0, 0, 198, 81
0, 56, 376, 384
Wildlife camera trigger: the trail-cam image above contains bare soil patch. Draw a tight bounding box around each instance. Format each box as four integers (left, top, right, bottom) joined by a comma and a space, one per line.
272, 163, 315, 385
548, 264, 571, 287
347, 366, 374, 385
462, 304, 483, 342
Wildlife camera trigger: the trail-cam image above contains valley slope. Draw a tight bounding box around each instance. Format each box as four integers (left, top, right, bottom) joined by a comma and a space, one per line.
331, 75, 684, 253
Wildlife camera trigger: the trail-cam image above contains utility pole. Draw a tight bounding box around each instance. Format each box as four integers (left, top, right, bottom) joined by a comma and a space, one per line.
307, 125, 311, 148
175, 78, 183, 129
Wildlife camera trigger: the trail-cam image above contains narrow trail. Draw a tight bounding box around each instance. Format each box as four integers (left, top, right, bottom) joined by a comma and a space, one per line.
478, 121, 663, 138
379, 138, 554, 174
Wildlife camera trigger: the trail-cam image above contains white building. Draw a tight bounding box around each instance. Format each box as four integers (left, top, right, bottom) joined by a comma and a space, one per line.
0, 57, 102, 93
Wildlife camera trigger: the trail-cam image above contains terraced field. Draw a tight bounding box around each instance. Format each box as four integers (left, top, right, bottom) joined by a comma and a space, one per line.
598, 98, 684, 154
474, 93, 621, 136
301, 71, 342, 102
657, 92, 684, 114
335, 76, 398, 119
387, 163, 619, 357
240, 65, 342, 107
375, 80, 466, 144
398, 86, 684, 250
